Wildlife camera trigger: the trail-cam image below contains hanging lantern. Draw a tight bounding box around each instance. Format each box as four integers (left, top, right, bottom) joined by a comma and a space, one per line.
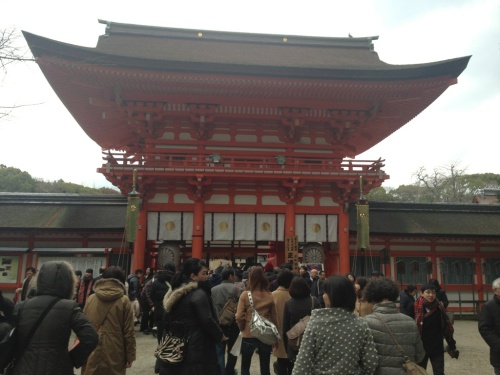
125, 169, 140, 243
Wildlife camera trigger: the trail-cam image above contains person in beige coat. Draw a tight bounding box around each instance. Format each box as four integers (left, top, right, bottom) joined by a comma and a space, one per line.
271, 269, 294, 375
82, 266, 136, 375
354, 276, 373, 317
235, 266, 278, 375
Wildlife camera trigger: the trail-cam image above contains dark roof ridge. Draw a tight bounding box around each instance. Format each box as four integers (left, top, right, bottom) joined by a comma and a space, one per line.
0, 193, 126, 205
366, 200, 500, 213
97, 19, 379, 49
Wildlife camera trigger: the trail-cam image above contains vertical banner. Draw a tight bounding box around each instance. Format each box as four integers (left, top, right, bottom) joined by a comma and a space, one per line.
159, 213, 182, 240
147, 212, 159, 240
356, 203, 370, 249
305, 215, 327, 242
125, 195, 140, 243
235, 213, 256, 240
213, 213, 234, 241
327, 215, 338, 243
256, 214, 275, 241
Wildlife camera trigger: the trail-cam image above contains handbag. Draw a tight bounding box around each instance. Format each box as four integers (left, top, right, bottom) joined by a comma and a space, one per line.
247, 292, 280, 345
229, 332, 243, 356
155, 321, 188, 365
219, 298, 238, 326
374, 314, 427, 375
286, 296, 314, 351
402, 359, 428, 375
1, 297, 60, 375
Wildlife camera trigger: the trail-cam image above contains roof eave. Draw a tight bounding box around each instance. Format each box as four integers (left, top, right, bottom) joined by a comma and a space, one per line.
23, 31, 471, 82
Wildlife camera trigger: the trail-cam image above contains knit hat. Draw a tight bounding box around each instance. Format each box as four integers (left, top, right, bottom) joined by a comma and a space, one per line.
264, 262, 274, 272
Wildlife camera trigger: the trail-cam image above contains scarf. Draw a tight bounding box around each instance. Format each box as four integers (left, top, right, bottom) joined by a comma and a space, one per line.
414, 296, 455, 344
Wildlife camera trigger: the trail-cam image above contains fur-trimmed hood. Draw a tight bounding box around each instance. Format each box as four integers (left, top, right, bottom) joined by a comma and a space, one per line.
163, 281, 198, 313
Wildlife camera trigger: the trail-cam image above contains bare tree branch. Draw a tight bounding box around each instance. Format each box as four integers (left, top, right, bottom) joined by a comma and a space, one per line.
1, 27, 37, 120
0, 27, 34, 70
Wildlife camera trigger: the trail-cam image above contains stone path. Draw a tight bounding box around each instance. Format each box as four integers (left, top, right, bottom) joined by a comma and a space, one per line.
74, 319, 492, 374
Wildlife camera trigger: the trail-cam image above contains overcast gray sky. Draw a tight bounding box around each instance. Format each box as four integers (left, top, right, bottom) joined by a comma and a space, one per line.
1, 0, 499, 189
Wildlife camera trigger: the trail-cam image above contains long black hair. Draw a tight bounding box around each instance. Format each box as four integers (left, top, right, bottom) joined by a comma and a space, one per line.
172, 258, 207, 288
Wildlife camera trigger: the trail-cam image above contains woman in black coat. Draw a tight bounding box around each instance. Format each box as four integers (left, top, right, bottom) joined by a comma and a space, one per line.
282, 277, 321, 367
399, 284, 417, 318
159, 258, 224, 375
12, 261, 98, 375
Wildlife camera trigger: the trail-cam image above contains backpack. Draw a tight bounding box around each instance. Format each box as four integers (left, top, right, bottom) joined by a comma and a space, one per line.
127, 275, 138, 299
0, 322, 15, 373
286, 297, 314, 351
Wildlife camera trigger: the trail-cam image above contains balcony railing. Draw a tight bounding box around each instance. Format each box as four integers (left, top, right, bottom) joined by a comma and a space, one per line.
101, 151, 386, 177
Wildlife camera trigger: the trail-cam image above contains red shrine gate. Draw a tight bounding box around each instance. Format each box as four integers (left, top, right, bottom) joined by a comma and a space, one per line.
23, 21, 470, 274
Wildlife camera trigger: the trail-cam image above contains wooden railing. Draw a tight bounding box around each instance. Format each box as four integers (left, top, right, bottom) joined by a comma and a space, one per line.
101, 151, 386, 176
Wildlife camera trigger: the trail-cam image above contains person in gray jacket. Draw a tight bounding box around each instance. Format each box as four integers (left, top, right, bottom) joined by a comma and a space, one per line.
212, 267, 242, 375
364, 278, 425, 375
12, 261, 98, 375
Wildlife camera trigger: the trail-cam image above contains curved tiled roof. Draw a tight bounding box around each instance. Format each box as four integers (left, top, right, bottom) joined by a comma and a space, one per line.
0, 193, 126, 230
0, 194, 498, 237
349, 201, 500, 236
21, 21, 471, 155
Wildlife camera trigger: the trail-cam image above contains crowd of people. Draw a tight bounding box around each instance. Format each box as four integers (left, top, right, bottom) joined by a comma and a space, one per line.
1, 259, 499, 375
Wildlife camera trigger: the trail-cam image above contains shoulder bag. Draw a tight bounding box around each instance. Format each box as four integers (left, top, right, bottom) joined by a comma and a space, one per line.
374, 314, 427, 375
155, 320, 189, 365
247, 291, 280, 345
1, 297, 60, 375
286, 296, 314, 351
219, 298, 238, 326
71, 302, 113, 368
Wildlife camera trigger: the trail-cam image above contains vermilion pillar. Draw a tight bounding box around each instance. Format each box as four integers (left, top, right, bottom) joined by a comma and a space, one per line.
132, 208, 147, 272
475, 241, 484, 303
338, 207, 350, 275
192, 200, 204, 259
285, 203, 295, 237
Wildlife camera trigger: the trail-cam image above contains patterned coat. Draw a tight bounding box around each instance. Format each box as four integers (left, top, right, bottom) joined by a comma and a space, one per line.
292, 308, 378, 375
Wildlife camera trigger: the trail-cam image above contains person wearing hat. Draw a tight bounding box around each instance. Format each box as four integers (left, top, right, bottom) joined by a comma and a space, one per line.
414, 282, 459, 375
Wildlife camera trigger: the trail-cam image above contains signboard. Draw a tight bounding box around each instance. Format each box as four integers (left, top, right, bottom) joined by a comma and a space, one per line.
285, 235, 299, 273
0, 256, 20, 284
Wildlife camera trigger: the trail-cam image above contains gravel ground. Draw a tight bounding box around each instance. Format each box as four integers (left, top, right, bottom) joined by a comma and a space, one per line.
74, 319, 493, 375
